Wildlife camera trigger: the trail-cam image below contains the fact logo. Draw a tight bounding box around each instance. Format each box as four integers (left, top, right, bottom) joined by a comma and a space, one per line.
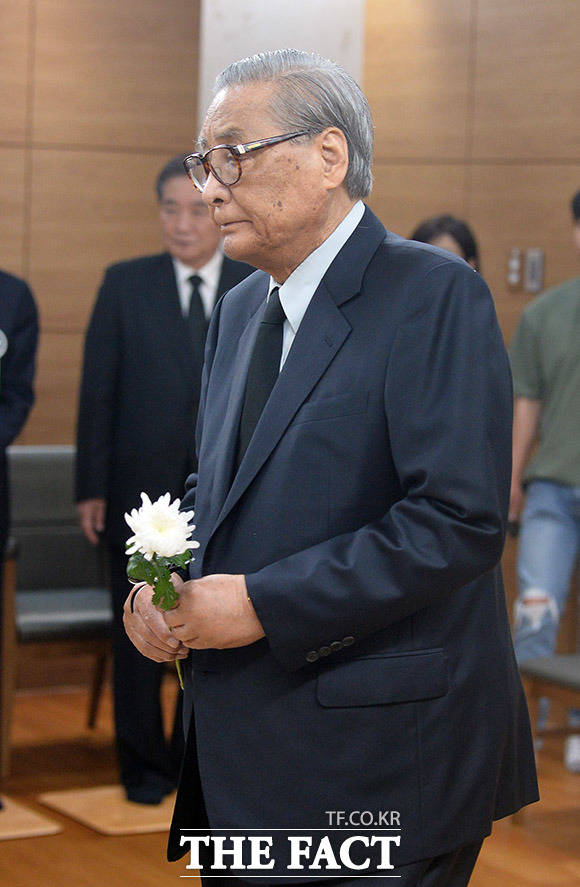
180, 827, 402, 876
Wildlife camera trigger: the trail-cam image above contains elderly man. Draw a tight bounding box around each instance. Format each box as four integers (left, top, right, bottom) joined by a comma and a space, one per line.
124, 51, 538, 884
76, 156, 253, 804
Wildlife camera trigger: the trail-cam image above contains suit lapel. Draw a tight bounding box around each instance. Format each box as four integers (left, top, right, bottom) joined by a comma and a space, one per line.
213, 284, 351, 532
204, 286, 267, 531
208, 206, 387, 539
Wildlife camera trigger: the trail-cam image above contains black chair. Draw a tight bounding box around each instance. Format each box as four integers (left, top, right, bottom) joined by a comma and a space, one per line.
0, 446, 112, 778
520, 654, 580, 742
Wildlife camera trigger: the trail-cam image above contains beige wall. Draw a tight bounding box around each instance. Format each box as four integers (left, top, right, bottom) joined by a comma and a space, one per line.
4, 0, 579, 444
2, 0, 200, 444
364, 0, 580, 343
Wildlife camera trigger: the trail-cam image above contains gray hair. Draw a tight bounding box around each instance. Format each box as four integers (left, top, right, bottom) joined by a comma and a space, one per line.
213, 49, 373, 199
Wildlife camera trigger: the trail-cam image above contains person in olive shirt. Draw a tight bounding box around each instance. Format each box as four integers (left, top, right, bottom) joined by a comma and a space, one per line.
509, 189, 580, 773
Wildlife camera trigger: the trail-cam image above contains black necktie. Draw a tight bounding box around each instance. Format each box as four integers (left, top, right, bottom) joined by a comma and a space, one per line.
236, 287, 285, 468
187, 274, 208, 359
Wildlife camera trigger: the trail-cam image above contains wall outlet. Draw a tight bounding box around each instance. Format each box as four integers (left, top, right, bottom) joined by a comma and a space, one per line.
507, 247, 521, 287
524, 248, 544, 293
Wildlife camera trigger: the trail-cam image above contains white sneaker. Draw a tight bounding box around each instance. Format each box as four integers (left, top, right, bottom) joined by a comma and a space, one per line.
564, 734, 580, 773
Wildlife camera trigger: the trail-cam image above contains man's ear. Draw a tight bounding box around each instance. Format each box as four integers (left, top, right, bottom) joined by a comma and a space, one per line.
318, 127, 349, 191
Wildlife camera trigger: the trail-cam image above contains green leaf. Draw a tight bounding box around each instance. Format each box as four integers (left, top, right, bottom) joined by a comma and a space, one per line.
169, 550, 194, 569
151, 572, 180, 611
155, 550, 193, 572
126, 553, 156, 584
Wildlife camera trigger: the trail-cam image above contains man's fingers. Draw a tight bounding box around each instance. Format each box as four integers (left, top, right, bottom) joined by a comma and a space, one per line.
125, 625, 186, 662
162, 607, 186, 629
170, 572, 186, 591
123, 584, 189, 660
141, 615, 182, 650
94, 507, 105, 533
77, 500, 106, 546
167, 624, 197, 644
81, 516, 99, 545
135, 598, 179, 645
123, 613, 187, 657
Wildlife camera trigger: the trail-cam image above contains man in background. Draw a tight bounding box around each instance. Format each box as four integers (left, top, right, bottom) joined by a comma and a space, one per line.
0, 269, 39, 810
76, 157, 252, 804
509, 189, 580, 773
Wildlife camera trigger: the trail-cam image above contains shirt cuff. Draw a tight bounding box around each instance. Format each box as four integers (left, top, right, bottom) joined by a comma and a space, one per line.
129, 582, 147, 613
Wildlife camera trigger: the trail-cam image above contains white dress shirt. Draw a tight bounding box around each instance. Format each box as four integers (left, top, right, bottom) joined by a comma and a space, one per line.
173, 249, 223, 321
268, 201, 365, 368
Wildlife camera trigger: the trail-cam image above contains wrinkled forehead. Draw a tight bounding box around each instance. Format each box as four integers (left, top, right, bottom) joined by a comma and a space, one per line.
198, 83, 279, 151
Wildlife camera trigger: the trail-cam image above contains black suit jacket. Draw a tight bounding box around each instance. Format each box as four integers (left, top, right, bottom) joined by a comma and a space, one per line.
75, 251, 253, 544
168, 207, 538, 874
0, 270, 39, 549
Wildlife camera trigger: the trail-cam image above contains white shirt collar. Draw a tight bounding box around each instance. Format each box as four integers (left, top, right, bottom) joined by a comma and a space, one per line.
173, 248, 223, 293
268, 201, 365, 335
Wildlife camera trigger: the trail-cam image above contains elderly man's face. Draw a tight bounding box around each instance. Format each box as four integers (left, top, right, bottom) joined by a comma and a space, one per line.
159, 175, 221, 268
199, 83, 335, 281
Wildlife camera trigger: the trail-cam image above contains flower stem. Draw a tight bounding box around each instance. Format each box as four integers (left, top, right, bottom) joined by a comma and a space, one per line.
175, 658, 184, 690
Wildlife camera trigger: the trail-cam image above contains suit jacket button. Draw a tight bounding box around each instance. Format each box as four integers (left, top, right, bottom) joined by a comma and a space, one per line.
342, 636, 355, 647
330, 641, 343, 652
319, 646, 331, 657
306, 650, 319, 663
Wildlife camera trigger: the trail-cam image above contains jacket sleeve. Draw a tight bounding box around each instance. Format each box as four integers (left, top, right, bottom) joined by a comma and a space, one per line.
508, 308, 544, 400
0, 281, 39, 450
246, 265, 513, 672
75, 269, 121, 502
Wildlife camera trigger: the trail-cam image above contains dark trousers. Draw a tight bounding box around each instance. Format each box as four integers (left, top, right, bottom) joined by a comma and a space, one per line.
200, 841, 483, 887
109, 544, 184, 791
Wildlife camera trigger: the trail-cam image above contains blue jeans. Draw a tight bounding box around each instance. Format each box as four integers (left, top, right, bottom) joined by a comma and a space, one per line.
513, 480, 580, 726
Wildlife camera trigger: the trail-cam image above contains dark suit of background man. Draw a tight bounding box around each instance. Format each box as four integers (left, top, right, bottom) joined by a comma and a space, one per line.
76, 157, 253, 805
124, 51, 539, 885
0, 270, 38, 811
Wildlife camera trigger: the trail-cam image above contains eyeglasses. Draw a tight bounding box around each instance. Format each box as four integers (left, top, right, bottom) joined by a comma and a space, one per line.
183, 131, 311, 192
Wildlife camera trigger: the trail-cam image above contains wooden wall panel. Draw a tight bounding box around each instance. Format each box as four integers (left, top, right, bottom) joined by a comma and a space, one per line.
0, 0, 31, 144
2, 0, 199, 444
365, 0, 472, 160
0, 148, 26, 277
365, 1, 580, 342
17, 332, 83, 445
28, 149, 171, 332
33, 0, 200, 149
473, 0, 580, 159
469, 164, 580, 342
368, 162, 467, 240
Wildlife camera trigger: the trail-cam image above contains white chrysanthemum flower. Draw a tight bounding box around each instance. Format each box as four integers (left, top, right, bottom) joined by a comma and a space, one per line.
125, 492, 200, 561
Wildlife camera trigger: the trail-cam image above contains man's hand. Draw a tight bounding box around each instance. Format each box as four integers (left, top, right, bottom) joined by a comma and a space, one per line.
509, 396, 541, 522
162, 574, 265, 649
123, 581, 190, 663
77, 498, 106, 545
508, 480, 525, 523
